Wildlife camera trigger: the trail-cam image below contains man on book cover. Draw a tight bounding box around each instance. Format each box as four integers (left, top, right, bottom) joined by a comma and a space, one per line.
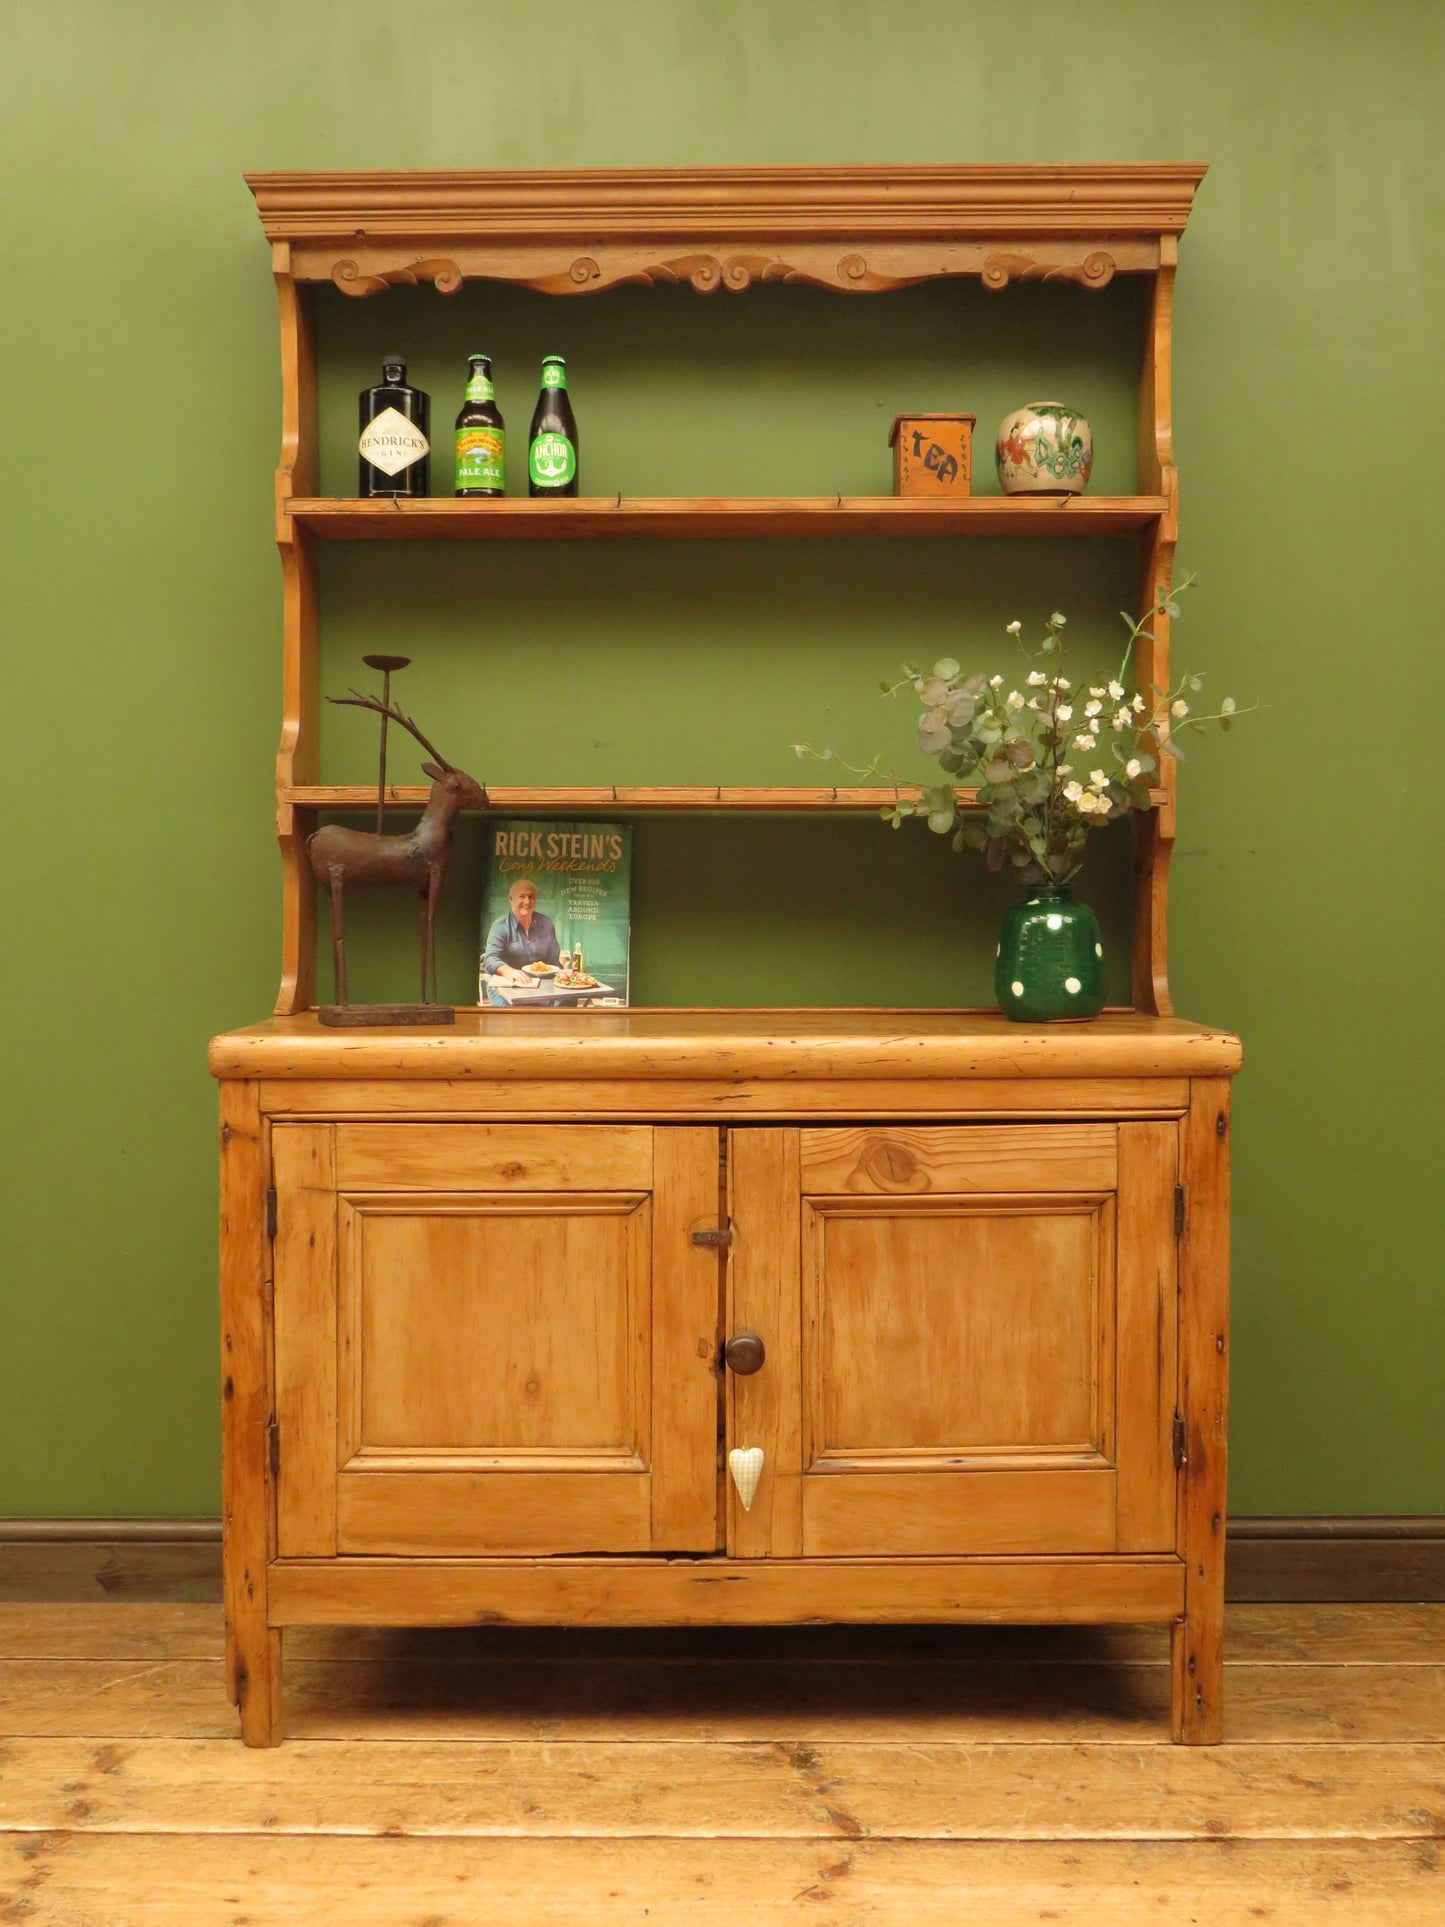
482, 878, 561, 1001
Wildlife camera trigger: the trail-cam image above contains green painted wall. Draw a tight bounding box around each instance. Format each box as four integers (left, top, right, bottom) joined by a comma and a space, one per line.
2, 0, 1440, 1517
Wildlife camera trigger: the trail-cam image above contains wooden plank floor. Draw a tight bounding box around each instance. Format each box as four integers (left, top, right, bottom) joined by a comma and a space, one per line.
0, 1605, 1440, 1923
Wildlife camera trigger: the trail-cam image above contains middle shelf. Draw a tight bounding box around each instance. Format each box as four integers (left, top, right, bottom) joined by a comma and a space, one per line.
286, 783, 1170, 813
287, 495, 1167, 540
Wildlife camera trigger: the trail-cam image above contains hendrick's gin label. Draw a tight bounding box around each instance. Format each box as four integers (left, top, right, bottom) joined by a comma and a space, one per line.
359, 357, 430, 497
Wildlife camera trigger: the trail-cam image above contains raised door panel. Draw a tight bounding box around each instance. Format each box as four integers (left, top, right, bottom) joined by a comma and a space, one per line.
272, 1122, 720, 1557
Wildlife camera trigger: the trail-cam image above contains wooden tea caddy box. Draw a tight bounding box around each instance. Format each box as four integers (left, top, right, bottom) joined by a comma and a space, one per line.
212, 164, 1237, 1747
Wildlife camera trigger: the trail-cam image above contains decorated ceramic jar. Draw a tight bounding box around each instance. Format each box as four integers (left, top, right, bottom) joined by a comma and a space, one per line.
995, 402, 1094, 495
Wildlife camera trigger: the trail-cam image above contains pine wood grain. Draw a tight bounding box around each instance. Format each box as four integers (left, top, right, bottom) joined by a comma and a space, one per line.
2, 1835, 1438, 1925
285, 494, 1170, 539
5, 1601, 1437, 1666
217, 1083, 279, 1746
1, 1736, 1439, 1842
210, 1009, 1244, 1083
4, 1654, 1442, 1745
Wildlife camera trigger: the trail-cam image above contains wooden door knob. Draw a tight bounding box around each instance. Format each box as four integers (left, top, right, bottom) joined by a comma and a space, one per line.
724, 1330, 766, 1375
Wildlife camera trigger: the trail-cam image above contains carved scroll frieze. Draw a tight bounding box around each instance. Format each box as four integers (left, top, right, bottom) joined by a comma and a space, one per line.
981, 250, 1116, 292
314, 242, 1127, 298
332, 257, 464, 298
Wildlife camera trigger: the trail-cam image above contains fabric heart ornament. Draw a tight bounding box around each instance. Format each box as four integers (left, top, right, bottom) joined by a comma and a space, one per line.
727, 1446, 765, 1511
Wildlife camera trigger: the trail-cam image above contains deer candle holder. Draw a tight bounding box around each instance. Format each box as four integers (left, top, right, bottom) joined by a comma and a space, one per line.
307, 684, 486, 1026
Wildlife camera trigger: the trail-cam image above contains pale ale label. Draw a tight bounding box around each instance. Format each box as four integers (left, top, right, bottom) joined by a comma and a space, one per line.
465, 370, 497, 402
529, 431, 576, 487
359, 407, 430, 476
456, 425, 505, 491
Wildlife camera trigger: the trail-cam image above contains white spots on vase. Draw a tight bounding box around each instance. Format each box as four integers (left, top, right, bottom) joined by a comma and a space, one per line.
995, 943, 1000, 957
1010, 981, 1025, 998
1046, 913, 1064, 930
1094, 942, 1103, 957
1065, 976, 1082, 995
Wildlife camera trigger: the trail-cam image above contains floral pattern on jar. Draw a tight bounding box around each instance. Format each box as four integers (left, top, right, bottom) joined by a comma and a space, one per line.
996, 402, 1094, 495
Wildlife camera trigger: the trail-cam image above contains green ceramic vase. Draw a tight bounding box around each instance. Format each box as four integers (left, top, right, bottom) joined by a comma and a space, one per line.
995, 884, 1106, 1022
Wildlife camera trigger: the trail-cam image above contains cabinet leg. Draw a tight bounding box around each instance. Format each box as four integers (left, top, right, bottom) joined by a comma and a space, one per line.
235, 1625, 283, 1747
1170, 1592, 1223, 1743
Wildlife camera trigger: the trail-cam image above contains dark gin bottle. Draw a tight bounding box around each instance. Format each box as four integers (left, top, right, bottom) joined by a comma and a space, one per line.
454, 353, 505, 496
528, 356, 579, 497
358, 357, 430, 497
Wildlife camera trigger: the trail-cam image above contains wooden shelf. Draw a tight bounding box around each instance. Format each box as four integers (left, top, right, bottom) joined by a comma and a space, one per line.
286, 783, 1169, 813
287, 495, 1167, 540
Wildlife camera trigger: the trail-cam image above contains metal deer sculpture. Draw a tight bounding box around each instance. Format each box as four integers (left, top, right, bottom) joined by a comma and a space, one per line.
307, 691, 486, 1010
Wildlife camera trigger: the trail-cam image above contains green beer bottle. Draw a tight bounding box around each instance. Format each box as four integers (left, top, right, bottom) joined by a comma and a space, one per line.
528, 357, 579, 497
454, 354, 505, 497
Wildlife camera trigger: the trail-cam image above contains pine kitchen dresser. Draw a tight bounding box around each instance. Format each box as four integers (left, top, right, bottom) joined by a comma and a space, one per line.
212, 166, 1239, 1745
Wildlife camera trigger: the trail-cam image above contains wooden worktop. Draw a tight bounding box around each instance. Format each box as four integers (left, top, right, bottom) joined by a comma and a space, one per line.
208, 1009, 1241, 1083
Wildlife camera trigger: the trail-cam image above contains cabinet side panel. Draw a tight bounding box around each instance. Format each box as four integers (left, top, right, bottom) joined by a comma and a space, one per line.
650, 1129, 725, 1550
272, 1124, 338, 1556
219, 1080, 281, 1745
727, 1129, 803, 1557
1115, 1119, 1181, 1550
1173, 1077, 1232, 1743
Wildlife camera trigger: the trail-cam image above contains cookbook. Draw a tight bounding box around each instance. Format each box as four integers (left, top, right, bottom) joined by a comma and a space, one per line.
478, 819, 632, 1006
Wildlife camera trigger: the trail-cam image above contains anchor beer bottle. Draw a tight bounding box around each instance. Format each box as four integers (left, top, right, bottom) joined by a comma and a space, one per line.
358, 357, 430, 497
454, 354, 505, 496
528, 356, 579, 497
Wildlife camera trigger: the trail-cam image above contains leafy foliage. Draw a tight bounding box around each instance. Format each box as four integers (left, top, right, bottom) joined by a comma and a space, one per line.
795, 579, 1249, 887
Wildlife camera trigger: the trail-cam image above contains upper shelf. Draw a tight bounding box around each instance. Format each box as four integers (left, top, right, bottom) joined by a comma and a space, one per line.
287, 496, 1168, 541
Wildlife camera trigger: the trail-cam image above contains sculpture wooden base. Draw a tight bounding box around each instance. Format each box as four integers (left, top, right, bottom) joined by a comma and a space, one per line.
316, 1004, 457, 1028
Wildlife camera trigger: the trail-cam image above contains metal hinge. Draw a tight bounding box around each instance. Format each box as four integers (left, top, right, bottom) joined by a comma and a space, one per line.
1172, 1411, 1188, 1470
267, 1418, 280, 1481
1174, 1184, 1185, 1239
265, 1188, 277, 1240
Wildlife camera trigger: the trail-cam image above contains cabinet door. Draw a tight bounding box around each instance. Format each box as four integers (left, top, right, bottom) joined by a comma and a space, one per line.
726, 1123, 1177, 1558
272, 1123, 721, 1557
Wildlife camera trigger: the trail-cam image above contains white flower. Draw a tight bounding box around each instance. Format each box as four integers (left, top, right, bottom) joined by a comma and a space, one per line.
1053, 676, 1071, 691
1055, 703, 1073, 723
989, 674, 1004, 687
1026, 696, 1042, 710
1125, 757, 1143, 779
1089, 769, 1109, 789
1132, 693, 1147, 713
1221, 695, 1237, 715
1006, 620, 1022, 634
1112, 707, 1132, 731
1051, 612, 1067, 627
1088, 686, 1106, 699
1094, 794, 1112, 814
1057, 763, 1072, 776
1073, 732, 1096, 750
1027, 670, 1048, 687
1172, 698, 1189, 718
1075, 790, 1100, 814
1084, 699, 1102, 718
1062, 779, 1084, 802
1107, 680, 1125, 700
1006, 690, 1024, 710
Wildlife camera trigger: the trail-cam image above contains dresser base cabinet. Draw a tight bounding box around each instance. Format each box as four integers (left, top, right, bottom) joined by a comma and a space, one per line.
212, 1013, 1238, 1746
